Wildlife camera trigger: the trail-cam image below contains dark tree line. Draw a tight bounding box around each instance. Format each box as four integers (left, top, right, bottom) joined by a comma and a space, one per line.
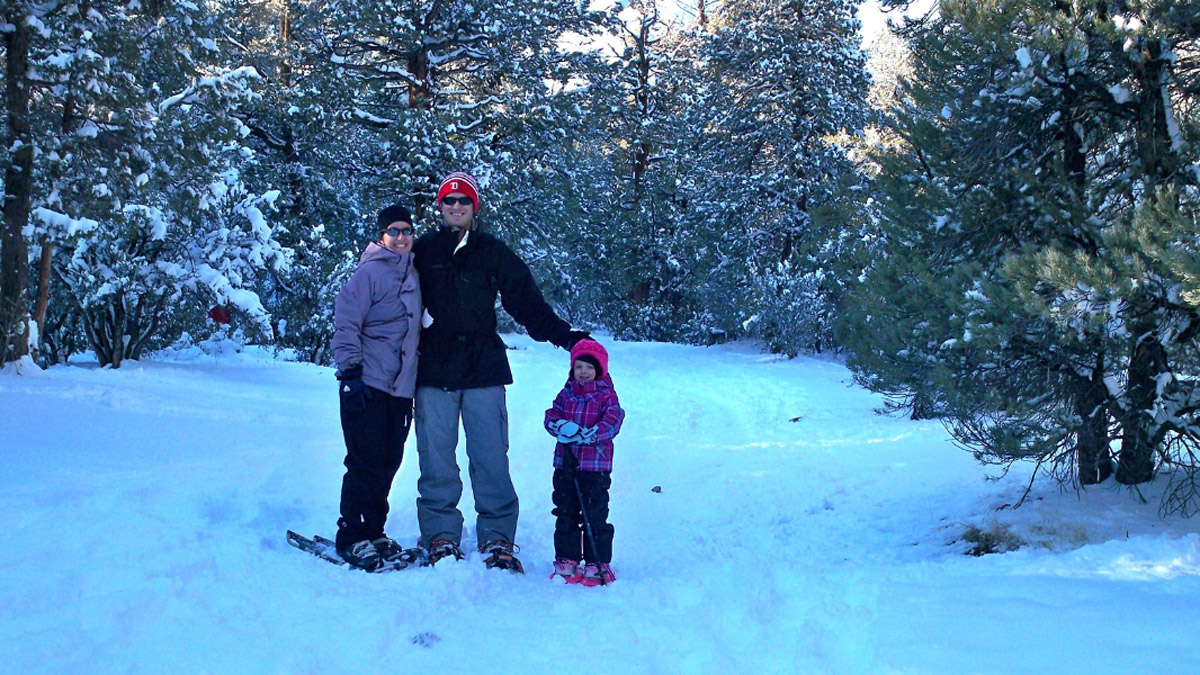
10, 1, 1196, 508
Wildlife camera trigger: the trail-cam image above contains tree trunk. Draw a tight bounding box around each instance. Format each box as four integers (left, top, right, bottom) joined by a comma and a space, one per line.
279, 0, 291, 46
1112, 34, 1178, 485
109, 298, 126, 369
32, 242, 53, 352
631, 18, 651, 205
1116, 330, 1168, 484
1058, 39, 1110, 486
82, 297, 127, 369
408, 49, 431, 110
1075, 357, 1112, 485
1134, 41, 1174, 193
1, 4, 33, 363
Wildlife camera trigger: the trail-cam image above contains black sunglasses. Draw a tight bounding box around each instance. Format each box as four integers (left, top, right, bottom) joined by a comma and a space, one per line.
440, 196, 474, 206
385, 226, 415, 238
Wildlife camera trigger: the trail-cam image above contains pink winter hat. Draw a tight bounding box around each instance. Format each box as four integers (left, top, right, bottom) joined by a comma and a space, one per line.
570, 339, 609, 379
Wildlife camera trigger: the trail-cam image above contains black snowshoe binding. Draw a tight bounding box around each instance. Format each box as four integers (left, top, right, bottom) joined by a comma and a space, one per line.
336, 537, 421, 572
337, 539, 389, 572
375, 537, 424, 570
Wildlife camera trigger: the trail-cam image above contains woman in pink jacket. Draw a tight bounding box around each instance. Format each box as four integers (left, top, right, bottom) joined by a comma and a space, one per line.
544, 339, 626, 586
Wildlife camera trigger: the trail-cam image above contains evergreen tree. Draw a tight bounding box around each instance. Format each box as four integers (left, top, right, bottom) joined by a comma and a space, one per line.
231, 0, 610, 353
478, 3, 615, 325
842, 0, 1200, 509
1, 0, 35, 362
3, 0, 287, 367
566, 1, 716, 341
214, 0, 368, 363
698, 0, 869, 354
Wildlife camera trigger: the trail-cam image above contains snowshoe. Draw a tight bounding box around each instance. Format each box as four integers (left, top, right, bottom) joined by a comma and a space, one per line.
426, 538, 465, 565
580, 562, 615, 587
550, 557, 583, 584
337, 539, 389, 572
480, 540, 524, 574
287, 531, 346, 567
374, 537, 425, 570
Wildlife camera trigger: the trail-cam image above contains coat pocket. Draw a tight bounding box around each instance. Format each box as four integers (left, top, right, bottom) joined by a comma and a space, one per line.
456, 268, 496, 311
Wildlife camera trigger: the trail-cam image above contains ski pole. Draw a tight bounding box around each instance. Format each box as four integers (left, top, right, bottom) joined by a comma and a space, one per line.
565, 449, 606, 586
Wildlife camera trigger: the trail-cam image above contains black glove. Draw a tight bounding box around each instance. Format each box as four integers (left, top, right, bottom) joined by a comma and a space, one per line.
564, 330, 591, 350
337, 364, 366, 412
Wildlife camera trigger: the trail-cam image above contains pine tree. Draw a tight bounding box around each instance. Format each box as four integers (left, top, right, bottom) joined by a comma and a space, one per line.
561, 1, 716, 341
697, 0, 869, 353
4, 0, 288, 367
213, 0, 370, 362
230, 0, 610, 352
843, 0, 1200, 508
476, 2, 615, 325
1, 0, 35, 363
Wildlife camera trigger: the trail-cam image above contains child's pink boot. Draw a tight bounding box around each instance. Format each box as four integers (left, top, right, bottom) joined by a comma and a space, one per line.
580, 562, 616, 587
551, 557, 584, 584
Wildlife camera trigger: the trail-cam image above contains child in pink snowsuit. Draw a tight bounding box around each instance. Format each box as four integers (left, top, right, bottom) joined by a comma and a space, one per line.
544, 339, 625, 586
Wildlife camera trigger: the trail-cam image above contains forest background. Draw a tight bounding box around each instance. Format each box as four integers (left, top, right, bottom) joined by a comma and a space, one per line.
4, 0, 1200, 513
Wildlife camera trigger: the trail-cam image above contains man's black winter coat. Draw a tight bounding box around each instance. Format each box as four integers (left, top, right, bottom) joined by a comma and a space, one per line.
412, 227, 572, 390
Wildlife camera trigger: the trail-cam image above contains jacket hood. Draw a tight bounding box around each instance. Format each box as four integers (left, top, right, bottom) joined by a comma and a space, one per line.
359, 240, 408, 265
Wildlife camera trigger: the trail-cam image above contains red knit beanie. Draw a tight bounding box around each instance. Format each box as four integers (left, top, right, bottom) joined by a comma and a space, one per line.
436, 171, 480, 211
570, 339, 609, 379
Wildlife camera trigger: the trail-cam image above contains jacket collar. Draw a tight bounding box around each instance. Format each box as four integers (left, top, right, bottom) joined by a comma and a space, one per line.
360, 241, 409, 266
435, 226, 474, 255
567, 374, 613, 394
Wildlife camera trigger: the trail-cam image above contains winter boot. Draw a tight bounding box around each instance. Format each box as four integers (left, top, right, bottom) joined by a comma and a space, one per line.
550, 557, 583, 584
580, 562, 615, 587
338, 539, 387, 572
480, 540, 525, 574
426, 538, 464, 566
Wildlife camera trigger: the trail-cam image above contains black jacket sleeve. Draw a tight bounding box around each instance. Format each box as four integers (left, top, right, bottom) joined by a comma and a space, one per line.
492, 239, 573, 348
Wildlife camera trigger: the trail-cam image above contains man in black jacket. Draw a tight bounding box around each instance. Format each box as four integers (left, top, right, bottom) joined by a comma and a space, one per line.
412, 171, 587, 573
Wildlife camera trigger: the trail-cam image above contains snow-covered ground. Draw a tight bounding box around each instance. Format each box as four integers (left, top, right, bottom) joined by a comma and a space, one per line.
3, 335, 1199, 673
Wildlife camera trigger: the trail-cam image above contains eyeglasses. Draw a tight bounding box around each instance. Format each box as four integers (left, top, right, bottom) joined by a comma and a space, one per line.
385, 226, 414, 238
440, 196, 473, 207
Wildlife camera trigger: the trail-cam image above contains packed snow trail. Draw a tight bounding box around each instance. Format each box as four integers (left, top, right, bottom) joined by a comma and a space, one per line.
2, 336, 1199, 673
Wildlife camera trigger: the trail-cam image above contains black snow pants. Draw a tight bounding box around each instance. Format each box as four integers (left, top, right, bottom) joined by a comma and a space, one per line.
552, 469, 613, 563
336, 386, 413, 549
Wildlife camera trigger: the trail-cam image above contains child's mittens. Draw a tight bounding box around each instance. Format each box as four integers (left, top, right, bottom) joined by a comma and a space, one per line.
554, 421, 583, 444
579, 426, 598, 444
